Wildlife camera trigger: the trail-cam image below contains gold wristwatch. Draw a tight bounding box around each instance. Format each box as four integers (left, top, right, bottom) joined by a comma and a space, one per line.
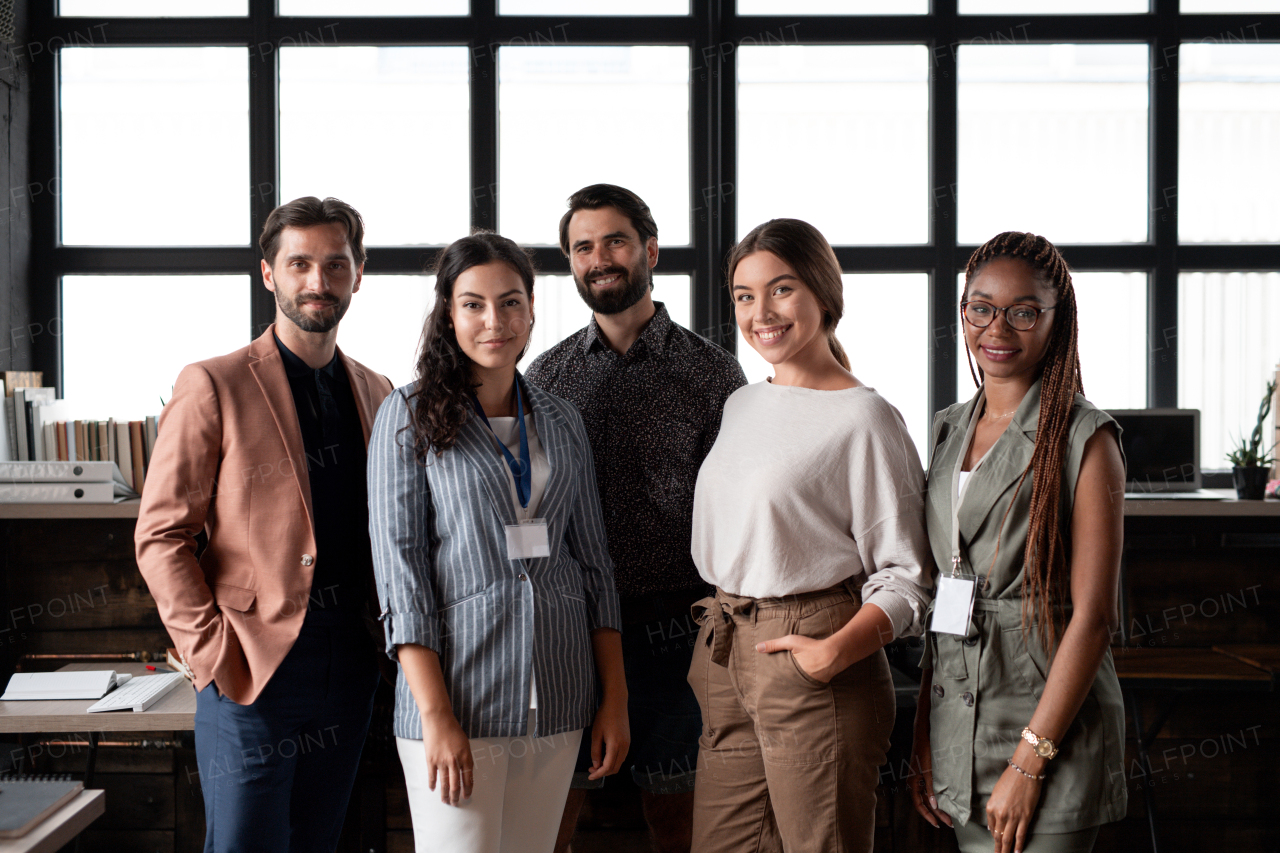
1021, 726, 1059, 759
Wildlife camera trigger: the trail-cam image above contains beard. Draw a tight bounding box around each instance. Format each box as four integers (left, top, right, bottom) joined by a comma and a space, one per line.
276, 290, 350, 333
573, 257, 652, 315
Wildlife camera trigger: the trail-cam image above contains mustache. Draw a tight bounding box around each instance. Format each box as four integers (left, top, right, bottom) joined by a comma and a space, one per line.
588, 266, 628, 281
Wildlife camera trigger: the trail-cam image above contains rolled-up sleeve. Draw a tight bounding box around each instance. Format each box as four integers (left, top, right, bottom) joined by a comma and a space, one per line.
560, 407, 622, 633
853, 407, 935, 640
367, 389, 440, 657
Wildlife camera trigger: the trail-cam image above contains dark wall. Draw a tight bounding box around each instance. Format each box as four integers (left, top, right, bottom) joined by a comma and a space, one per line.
0, 0, 32, 374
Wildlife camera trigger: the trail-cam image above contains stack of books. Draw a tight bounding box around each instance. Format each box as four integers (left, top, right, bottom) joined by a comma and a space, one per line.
1, 372, 157, 494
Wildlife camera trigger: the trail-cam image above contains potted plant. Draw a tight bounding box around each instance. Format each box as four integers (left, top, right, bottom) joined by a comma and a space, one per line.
1225, 379, 1277, 500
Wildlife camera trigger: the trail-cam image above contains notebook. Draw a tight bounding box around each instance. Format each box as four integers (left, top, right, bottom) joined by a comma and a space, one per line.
0, 777, 84, 838
0, 670, 129, 701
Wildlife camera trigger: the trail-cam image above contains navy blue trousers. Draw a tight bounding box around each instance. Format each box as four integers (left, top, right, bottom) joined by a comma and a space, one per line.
194, 608, 379, 853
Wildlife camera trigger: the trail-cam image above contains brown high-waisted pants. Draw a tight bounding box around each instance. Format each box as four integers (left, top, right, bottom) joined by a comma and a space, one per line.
688, 585, 895, 853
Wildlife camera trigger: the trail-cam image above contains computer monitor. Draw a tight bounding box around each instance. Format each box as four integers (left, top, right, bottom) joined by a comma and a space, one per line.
1106, 409, 1201, 493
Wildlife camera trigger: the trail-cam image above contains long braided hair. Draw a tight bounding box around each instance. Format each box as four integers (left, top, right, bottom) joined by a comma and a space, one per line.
963, 231, 1082, 653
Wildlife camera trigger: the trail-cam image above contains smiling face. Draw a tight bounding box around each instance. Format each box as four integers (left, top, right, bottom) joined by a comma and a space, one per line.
732, 250, 831, 369
449, 261, 534, 373
962, 256, 1058, 386
566, 206, 658, 315
261, 222, 362, 334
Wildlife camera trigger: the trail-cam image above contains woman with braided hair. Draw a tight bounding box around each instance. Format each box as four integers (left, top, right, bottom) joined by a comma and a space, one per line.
910, 232, 1127, 853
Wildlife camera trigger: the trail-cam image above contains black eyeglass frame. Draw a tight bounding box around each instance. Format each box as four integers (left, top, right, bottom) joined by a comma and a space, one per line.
960, 300, 1058, 332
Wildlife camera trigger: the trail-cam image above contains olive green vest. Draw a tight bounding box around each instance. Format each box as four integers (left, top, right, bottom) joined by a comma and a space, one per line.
921, 379, 1128, 832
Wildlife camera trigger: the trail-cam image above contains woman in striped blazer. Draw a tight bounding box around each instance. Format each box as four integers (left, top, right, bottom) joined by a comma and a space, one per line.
367, 232, 628, 853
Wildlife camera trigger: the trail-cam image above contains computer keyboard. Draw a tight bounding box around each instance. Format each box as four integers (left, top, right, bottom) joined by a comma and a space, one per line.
86, 672, 187, 713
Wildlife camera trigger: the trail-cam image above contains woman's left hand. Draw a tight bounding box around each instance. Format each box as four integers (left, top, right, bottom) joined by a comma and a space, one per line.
587, 695, 630, 780
756, 634, 841, 684
985, 762, 1043, 853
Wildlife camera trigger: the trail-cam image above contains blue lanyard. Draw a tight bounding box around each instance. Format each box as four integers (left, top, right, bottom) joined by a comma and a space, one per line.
471, 379, 531, 509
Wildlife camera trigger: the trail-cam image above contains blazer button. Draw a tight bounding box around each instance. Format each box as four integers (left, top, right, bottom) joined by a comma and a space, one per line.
963, 636, 979, 647
518, 573, 527, 581
933, 684, 944, 698
301, 554, 314, 566
962, 691, 974, 707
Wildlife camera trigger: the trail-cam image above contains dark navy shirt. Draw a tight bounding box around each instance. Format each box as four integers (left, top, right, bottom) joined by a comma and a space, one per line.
274, 334, 370, 611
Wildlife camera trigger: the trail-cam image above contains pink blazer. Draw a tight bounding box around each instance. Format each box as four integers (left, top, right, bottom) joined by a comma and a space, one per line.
135, 326, 393, 705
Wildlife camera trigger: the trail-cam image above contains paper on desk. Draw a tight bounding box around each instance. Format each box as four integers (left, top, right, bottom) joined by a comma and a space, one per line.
0, 670, 122, 700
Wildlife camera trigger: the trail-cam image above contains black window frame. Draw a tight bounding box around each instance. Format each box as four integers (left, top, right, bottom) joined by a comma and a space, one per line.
27, 0, 1280, 437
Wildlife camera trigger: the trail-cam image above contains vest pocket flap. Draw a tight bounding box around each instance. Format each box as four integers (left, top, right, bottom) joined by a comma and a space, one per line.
212, 583, 256, 612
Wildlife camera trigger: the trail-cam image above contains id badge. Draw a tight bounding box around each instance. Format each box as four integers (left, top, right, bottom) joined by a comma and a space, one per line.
505, 519, 550, 560
931, 575, 977, 636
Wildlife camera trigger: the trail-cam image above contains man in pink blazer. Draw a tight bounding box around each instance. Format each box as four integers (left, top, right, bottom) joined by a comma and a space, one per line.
136, 197, 393, 853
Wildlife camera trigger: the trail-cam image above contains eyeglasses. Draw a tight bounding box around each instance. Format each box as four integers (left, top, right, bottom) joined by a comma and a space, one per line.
960, 301, 1057, 332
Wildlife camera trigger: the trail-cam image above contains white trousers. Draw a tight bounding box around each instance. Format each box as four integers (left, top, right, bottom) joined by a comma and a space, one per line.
397, 709, 582, 853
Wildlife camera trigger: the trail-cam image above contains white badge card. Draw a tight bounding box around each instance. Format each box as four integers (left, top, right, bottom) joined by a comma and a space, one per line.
505, 520, 551, 560
931, 575, 977, 636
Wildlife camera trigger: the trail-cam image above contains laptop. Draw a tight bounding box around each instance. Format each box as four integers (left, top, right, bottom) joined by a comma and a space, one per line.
1106, 409, 1224, 500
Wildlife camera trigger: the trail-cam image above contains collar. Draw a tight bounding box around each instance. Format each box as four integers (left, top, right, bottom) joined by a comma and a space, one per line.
274, 332, 340, 380
583, 301, 672, 357
948, 376, 1044, 439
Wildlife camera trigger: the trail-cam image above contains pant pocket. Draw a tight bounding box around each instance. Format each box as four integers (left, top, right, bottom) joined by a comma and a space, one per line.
687, 620, 716, 740
752, 610, 842, 765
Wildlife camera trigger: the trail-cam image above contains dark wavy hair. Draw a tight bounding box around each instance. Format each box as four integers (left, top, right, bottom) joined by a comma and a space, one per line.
558, 183, 658, 256
259, 196, 366, 266
963, 231, 1082, 653
403, 232, 536, 461
726, 218, 851, 371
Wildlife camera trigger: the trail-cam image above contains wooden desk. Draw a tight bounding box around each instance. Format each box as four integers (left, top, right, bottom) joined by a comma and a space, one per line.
1123, 490, 1280, 517
1112, 646, 1275, 692
0, 663, 195, 734
1114, 647, 1273, 853
1212, 644, 1280, 681
0, 790, 104, 853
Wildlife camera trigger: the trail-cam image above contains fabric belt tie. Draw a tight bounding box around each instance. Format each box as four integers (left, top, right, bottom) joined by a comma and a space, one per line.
691, 594, 754, 667
691, 581, 861, 668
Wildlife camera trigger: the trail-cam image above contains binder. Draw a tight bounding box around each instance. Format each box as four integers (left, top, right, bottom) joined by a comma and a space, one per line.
12, 389, 28, 461
0, 778, 84, 838
116, 422, 134, 491
0, 481, 120, 504
18, 389, 55, 461
0, 461, 119, 482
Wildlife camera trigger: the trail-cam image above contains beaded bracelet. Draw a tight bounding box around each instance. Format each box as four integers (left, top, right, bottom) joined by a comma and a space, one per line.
1007, 758, 1046, 781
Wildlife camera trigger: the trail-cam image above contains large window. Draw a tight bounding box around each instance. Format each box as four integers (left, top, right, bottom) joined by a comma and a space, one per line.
32, 3, 1280, 466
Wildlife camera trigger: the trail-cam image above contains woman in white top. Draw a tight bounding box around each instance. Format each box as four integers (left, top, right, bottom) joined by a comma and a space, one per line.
367, 232, 628, 853
689, 218, 933, 853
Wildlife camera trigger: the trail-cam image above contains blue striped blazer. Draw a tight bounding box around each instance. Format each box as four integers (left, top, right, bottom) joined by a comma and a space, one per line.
368, 376, 622, 740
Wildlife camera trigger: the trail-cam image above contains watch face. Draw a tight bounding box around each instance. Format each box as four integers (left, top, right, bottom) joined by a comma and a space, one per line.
1035, 741, 1054, 757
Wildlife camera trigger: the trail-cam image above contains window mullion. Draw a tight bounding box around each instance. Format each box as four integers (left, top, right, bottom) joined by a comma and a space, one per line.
1150, 0, 1180, 409
930, 0, 961, 421
470, 0, 499, 233
249, 0, 277, 338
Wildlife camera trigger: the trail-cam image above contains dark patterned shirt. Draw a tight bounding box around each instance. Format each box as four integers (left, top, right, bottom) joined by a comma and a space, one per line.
525, 303, 746, 597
